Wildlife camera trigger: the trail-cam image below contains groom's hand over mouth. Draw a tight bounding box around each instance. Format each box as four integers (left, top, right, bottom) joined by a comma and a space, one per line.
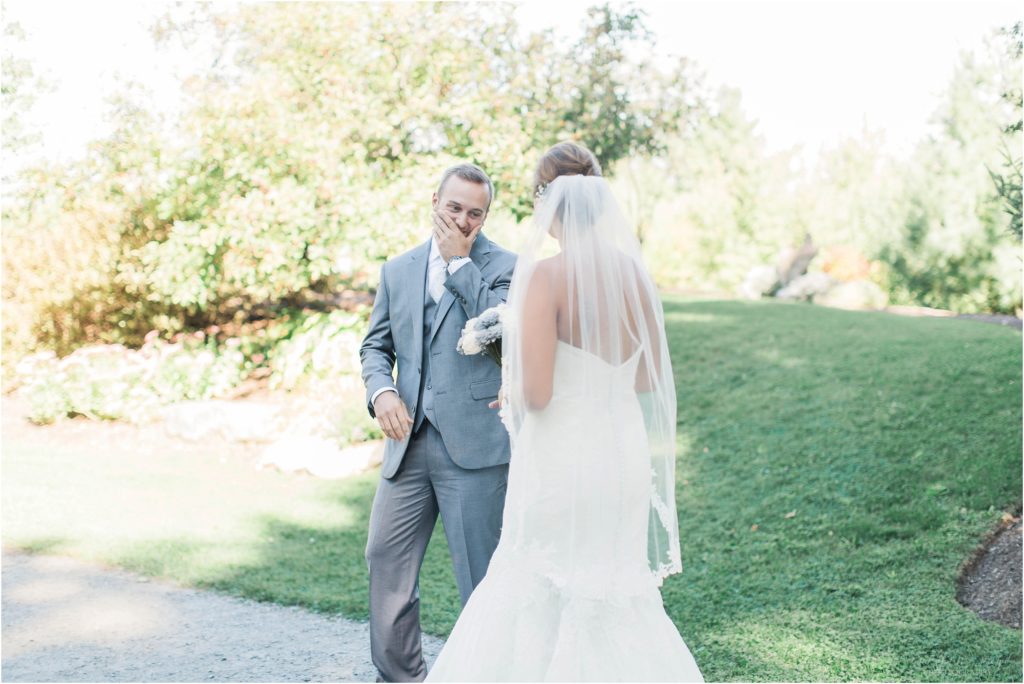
373, 391, 414, 442
432, 210, 480, 264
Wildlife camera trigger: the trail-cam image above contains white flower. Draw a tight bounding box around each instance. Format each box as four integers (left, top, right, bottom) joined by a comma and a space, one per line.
457, 304, 505, 365
458, 331, 483, 355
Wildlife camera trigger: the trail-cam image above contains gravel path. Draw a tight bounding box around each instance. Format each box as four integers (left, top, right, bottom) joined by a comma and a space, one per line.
1, 549, 443, 682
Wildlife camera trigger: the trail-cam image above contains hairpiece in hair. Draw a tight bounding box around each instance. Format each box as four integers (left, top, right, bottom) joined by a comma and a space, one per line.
534, 182, 548, 200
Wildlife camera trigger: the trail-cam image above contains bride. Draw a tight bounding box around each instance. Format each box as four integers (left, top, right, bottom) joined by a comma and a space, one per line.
426, 142, 704, 682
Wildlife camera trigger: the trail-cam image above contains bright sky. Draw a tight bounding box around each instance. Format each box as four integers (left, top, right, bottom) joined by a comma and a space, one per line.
519, 0, 1022, 158
4, 0, 1021, 171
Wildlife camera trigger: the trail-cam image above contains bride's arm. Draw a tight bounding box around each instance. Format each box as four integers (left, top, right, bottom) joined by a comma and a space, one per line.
521, 262, 558, 410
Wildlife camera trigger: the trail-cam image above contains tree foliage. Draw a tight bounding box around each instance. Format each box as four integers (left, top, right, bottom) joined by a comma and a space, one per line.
614, 85, 802, 291
3, 6, 1021, 374
987, 21, 1022, 240
1, 21, 46, 161
880, 26, 1022, 312
2, 2, 697, 363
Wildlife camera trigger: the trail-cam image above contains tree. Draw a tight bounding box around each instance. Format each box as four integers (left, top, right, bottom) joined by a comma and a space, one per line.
879, 27, 1022, 313
987, 21, 1022, 240
1, 21, 52, 195
3, 2, 700, 358
551, 5, 697, 170
611, 83, 803, 292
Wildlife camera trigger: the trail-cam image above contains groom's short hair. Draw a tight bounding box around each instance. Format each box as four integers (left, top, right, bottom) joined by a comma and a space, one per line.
437, 163, 494, 210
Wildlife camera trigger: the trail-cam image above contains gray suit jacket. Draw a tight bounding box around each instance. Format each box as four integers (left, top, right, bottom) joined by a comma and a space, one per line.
360, 233, 516, 478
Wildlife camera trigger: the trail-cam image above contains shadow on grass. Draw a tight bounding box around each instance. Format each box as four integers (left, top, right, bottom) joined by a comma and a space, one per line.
82, 298, 1016, 681
6, 298, 1016, 682
201, 481, 378, 619
90, 470, 465, 636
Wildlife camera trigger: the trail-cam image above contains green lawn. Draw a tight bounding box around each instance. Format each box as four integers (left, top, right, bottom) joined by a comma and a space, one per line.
3, 298, 1021, 682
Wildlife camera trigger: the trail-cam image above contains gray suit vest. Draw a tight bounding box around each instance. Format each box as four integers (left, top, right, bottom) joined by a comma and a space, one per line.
414, 274, 440, 433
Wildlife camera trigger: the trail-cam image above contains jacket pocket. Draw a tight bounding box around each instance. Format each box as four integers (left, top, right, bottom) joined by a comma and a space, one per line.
469, 378, 501, 400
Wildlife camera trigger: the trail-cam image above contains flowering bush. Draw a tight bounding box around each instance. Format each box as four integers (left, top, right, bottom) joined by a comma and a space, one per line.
820, 245, 876, 283
267, 310, 366, 391
775, 272, 836, 301
16, 335, 247, 424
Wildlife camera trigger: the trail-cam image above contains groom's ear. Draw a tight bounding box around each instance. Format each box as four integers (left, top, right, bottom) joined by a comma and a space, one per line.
431, 192, 439, 209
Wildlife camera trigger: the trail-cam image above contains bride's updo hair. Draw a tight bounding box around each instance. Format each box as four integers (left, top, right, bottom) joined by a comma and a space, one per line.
533, 141, 602, 197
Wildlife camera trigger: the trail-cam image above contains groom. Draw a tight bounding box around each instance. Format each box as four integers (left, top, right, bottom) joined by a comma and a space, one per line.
359, 163, 516, 682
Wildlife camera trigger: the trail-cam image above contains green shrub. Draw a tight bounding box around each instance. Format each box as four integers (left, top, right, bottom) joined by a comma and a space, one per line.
15, 336, 248, 424
268, 309, 367, 391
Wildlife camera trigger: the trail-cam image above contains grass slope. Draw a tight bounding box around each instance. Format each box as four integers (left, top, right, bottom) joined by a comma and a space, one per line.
3, 298, 1020, 681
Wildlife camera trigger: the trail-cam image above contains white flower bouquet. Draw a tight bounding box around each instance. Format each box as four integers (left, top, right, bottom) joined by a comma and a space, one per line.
457, 303, 506, 366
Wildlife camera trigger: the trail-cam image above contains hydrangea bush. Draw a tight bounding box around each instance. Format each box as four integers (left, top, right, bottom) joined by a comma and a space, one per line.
16, 335, 247, 424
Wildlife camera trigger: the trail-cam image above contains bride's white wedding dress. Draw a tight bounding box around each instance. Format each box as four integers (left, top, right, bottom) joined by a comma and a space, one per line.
425, 340, 704, 682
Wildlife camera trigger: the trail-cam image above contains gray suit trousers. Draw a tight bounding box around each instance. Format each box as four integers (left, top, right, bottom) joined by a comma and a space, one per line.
365, 421, 508, 682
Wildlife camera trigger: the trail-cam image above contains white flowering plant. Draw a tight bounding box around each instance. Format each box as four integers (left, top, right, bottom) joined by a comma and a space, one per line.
457, 303, 506, 366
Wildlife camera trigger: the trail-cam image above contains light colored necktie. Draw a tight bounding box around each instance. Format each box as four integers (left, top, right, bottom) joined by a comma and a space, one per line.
428, 255, 445, 303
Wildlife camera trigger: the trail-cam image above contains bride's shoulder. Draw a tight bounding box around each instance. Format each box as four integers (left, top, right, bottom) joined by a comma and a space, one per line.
536, 254, 567, 273
520, 257, 564, 302
532, 256, 567, 286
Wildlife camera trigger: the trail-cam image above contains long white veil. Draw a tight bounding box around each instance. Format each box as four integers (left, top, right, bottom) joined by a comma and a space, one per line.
501, 174, 683, 586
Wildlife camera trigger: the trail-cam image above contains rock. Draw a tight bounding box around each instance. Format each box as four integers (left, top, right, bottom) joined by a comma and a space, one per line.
774, 233, 818, 287
163, 393, 385, 479
776, 272, 835, 301
259, 438, 384, 479
164, 400, 286, 443
813, 279, 888, 310
338, 440, 384, 473
739, 265, 779, 300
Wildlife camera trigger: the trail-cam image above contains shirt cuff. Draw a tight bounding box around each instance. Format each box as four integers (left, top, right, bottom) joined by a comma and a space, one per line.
370, 387, 398, 406
446, 257, 472, 276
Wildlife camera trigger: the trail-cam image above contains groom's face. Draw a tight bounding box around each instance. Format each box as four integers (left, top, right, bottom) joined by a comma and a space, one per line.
432, 176, 489, 237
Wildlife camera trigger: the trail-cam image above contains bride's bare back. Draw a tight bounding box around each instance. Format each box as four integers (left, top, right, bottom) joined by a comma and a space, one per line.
520, 252, 662, 410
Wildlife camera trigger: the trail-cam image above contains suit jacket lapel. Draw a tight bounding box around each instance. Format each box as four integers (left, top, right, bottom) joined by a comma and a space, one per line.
429, 289, 456, 346
470, 232, 492, 272
428, 233, 494, 347
410, 238, 431, 361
